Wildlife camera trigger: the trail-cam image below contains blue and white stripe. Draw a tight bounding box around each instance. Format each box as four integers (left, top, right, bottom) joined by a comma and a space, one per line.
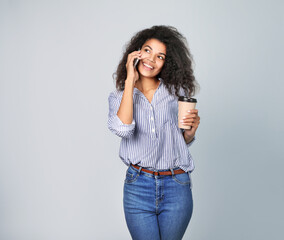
107, 78, 196, 173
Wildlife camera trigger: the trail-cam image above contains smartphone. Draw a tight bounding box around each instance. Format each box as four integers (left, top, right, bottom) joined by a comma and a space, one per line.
133, 48, 141, 68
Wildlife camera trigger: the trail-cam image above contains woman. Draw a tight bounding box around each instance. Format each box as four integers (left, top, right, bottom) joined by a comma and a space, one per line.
108, 25, 200, 240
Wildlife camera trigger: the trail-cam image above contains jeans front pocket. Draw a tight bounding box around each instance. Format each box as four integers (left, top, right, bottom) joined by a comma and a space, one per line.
124, 166, 139, 184
172, 172, 191, 185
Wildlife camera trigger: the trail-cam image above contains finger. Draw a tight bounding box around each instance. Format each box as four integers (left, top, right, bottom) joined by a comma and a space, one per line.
182, 123, 193, 127
187, 109, 198, 114
131, 53, 142, 58
127, 53, 142, 63
181, 121, 194, 126
181, 119, 194, 124
192, 121, 200, 129
127, 51, 142, 61
187, 115, 199, 121
182, 114, 197, 120
126, 55, 142, 66
128, 51, 142, 59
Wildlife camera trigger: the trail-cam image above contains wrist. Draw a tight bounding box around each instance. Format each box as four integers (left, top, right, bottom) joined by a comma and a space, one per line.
125, 78, 135, 87
183, 131, 194, 144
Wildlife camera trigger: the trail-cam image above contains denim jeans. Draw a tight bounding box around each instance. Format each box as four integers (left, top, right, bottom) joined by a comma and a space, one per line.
123, 164, 193, 240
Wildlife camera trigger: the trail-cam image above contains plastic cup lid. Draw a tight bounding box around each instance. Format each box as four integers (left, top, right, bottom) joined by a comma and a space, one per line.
178, 96, 197, 102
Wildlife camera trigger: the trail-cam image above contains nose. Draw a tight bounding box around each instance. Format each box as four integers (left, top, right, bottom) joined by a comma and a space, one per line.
148, 54, 156, 63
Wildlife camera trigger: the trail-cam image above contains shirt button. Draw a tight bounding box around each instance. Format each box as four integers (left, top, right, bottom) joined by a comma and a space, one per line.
152, 128, 155, 133
151, 117, 154, 121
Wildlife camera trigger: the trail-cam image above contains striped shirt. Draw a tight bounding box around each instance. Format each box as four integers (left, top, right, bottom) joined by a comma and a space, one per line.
107, 78, 196, 173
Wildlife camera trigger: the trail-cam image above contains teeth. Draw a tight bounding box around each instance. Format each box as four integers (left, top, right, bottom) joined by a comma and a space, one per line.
143, 63, 153, 69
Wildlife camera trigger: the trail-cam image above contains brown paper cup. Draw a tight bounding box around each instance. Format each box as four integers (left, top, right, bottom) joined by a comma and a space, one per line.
178, 97, 197, 130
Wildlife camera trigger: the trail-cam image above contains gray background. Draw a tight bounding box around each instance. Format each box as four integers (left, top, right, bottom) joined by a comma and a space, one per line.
0, 0, 283, 239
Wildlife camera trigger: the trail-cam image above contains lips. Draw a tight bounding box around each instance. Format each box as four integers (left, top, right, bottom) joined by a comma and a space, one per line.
142, 62, 154, 70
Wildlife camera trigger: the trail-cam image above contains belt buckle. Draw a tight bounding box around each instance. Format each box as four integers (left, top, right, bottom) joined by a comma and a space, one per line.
154, 171, 160, 176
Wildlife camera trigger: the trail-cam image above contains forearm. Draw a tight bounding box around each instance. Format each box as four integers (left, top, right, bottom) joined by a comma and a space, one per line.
117, 79, 135, 124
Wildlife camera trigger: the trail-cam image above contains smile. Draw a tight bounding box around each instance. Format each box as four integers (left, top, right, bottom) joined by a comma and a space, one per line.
142, 62, 154, 70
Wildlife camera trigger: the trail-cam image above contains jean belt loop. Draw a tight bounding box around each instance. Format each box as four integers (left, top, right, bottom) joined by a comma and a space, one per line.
138, 166, 142, 175
170, 168, 175, 176
153, 169, 158, 176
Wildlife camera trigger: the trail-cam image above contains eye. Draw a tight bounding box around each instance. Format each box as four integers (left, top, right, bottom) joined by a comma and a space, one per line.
158, 56, 164, 60
144, 48, 150, 53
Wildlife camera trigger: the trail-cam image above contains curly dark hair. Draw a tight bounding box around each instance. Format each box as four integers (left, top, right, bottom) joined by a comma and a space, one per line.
112, 25, 199, 97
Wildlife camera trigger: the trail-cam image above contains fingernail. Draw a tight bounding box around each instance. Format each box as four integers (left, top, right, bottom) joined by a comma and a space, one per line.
180, 120, 184, 123
188, 110, 191, 113
182, 116, 186, 119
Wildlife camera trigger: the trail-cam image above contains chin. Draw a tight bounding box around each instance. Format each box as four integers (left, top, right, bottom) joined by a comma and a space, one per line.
139, 72, 157, 78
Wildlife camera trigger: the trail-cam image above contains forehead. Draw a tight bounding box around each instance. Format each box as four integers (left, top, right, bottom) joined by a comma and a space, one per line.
142, 38, 166, 53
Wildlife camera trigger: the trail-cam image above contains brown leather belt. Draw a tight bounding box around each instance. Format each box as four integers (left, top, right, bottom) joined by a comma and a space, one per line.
131, 164, 186, 176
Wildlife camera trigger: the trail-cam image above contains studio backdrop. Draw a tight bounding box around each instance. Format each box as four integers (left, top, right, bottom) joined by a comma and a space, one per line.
0, 0, 283, 239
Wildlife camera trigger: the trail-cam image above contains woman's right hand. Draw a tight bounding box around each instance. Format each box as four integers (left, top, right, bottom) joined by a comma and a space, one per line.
125, 50, 142, 84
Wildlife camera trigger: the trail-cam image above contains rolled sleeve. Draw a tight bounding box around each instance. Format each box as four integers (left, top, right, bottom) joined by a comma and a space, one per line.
107, 92, 135, 138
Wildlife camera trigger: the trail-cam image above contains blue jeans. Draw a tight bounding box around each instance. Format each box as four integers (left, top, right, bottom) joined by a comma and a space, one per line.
123, 164, 193, 240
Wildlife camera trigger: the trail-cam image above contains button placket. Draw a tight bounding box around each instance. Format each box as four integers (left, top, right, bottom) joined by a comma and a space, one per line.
149, 104, 156, 137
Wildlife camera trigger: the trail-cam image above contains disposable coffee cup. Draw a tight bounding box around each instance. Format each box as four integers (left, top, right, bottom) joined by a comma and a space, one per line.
178, 97, 197, 130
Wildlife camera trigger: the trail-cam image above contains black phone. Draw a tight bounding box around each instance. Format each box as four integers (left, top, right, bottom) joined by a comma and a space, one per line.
133, 48, 140, 68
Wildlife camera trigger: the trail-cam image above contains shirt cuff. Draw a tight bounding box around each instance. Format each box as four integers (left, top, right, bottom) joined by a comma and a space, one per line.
108, 114, 135, 138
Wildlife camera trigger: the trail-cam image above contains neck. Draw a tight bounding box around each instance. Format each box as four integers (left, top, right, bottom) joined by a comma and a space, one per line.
135, 76, 160, 92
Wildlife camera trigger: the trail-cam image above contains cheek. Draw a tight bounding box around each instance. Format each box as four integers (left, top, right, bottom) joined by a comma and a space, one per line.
156, 62, 165, 72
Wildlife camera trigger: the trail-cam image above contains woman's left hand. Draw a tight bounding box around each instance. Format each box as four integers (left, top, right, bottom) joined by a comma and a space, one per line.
181, 109, 200, 141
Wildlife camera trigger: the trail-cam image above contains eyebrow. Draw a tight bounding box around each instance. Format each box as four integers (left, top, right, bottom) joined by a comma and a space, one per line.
145, 45, 166, 56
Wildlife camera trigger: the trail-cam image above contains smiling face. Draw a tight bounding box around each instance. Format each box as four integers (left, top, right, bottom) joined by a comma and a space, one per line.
137, 38, 167, 79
